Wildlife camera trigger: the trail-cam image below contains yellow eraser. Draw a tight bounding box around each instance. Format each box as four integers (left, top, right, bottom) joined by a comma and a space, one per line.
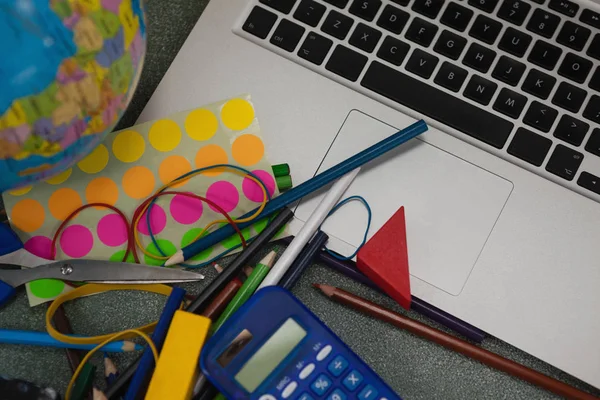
146, 311, 211, 400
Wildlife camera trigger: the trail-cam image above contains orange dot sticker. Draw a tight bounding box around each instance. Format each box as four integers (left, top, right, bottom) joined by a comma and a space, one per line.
158, 155, 192, 187
232, 134, 265, 166
78, 144, 109, 174
11, 199, 45, 232
194, 144, 228, 176
185, 109, 218, 141
148, 119, 181, 152
122, 166, 156, 199
85, 177, 119, 207
221, 98, 255, 131
48, 188, 83, 221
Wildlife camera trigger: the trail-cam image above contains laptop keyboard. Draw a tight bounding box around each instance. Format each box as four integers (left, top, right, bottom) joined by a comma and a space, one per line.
236, 0, 600, 201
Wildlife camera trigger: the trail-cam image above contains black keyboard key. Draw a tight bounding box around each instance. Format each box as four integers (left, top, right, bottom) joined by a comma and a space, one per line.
508, 128, 552, 166
468, 0, 499, 13
522, 69, 557, 99
377, 5, 410, 34
557, 21, 591, 51
548, 0, 579, 18
586, 128, 600, 156
558, 53, 593, 83
583, 95, 600, 123
498, 27, 532, 57
523, 101, 558, 132
493, 55, 526, 86
243, 6, 278, 39
405, 17, 438, 46
590, 67, 600, 91
434, 30, 467, 60
294, 0, 327, 27
464, 74, 498, 105
588, 35, 600, 61
440, 2, 474, 31
298, 31, 333, 65
527, 40, 562, 70
326, 45, 368, 81
361, 61, 514, 148
493, 88, 527, 118
377, 36, 410, 65
580, 9, 600, 29
497, 0, 531, 26
322, 10, 354, 39
469, 15, 503, 44
391, 0, 410, 5
324, 0, 350, 8
531, 0, 545, 4
463, 43, 496, 73
406, 48, 439, 78
349, 23, 382, 53
412, 0, 445, 19
526, 9, 561, 38
546, 144, 584, 181
270, 19, 306, 52
434, 62, 468, 91
554, 114, 589, 145
260, 0, 297, 13
349, 0, 382, 21
578, 171, 600, 195
552, 82, 587, 112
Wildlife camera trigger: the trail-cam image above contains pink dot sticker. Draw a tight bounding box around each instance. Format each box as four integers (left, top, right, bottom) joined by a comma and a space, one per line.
206, 181, 239, 213
60, 225, 93, 258
97, 214, 128, 247
24, 236, 53, 260
137, 204, 167, 236
242, 170, 276, 203
170, 193, 203, 225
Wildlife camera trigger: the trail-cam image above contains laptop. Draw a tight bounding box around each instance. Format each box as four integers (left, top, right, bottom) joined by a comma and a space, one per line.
137, 0, 600, 388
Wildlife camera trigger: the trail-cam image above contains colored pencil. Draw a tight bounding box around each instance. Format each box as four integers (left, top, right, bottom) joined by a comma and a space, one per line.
93, 388, 108, 400
71, 362, 96, 400
165, 120, 427, 266
315, 284, 598, 400
201, 278, 243, 320
279, 231, 329, 290
104, 353, 119, 387
124, 286, 186, 400
276, 236, 486, 343
0, 328, 142, 352
50, 304, 83, 373
259, 169, 360, 289
212, 251, 277, 333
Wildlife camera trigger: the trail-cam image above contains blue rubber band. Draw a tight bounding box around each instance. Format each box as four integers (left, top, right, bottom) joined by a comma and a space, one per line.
322, 195, 372, 261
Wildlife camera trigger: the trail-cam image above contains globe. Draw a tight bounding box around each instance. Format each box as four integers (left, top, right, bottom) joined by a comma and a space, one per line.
0, 0, 146, 192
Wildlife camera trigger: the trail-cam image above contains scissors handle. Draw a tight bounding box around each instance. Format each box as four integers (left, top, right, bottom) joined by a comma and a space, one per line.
0, 224, 23, 307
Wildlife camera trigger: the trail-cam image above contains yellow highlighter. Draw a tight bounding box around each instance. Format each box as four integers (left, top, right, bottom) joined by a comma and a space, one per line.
145, 311, 211, 400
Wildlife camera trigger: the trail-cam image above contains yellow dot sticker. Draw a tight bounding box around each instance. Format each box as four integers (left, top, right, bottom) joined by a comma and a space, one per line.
11, 199, 45, 232
195, 145, 228, 176
112, 130, 146, 162
48, 188, 83, 221
8, 185, 32, 196
78, 144, 109, 174
221, 98, 254, 131
148, 119, 181, 152
122, 166, 155, 199
185, 109, 219, 141
45, 168, 72, 185
232, 134, 265, 166
158, 155, 192, 187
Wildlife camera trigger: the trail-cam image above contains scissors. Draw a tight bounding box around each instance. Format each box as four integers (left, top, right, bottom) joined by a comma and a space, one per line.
0, 223, 204, 307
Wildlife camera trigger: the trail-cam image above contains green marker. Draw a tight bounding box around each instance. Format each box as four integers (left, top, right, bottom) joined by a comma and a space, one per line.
212, 251, 277, 333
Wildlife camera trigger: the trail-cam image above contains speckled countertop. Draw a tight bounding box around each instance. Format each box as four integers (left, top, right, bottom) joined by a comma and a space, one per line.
0, 1, 598, 398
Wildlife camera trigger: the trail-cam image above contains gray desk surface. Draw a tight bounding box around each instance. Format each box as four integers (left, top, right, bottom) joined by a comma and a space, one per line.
1, 1, 599, 399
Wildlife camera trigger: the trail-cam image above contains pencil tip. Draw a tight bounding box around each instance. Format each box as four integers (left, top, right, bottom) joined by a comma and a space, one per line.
313, 283, 335, 296
165, 250, 184, 267
261, 250, 277, 268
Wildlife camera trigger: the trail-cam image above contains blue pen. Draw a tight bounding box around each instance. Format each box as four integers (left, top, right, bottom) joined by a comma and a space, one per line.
0, 329, 143, 352
165, 119, 428, 266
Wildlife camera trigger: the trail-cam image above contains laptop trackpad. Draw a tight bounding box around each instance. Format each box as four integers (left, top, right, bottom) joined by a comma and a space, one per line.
294, 111, 513, 295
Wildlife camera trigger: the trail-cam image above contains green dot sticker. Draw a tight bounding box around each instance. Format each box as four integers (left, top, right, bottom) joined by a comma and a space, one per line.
109, 250, 136, 263
252, 217, 269, 234
144, 239, 177, 266
29, 279, 65, 299
222, 227, 252, 249
181, 228, 212, 261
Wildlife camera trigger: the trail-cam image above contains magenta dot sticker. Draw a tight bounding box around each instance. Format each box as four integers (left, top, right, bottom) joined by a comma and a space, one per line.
137, 204, 167, 236
24, 236, 53, 260
242, 170, 276, 203
170, 193, 203, 225
97, 214, 128, 247
60, 225, 93, 258
206, 181, 239, 213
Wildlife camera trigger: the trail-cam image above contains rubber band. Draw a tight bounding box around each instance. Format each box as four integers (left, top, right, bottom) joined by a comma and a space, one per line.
321, 196, 372, 261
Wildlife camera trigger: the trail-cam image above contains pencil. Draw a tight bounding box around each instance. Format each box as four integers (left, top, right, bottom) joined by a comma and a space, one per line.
104, 353, 118, 387
93, 388, 108, 400
201, 278, 243, 320
212, 251, 277, 333
279, 231, 329, 290
50, 304, 83, 373
315, 284, 599, 400
258, 169, 360, 289
165, 120, 427, 266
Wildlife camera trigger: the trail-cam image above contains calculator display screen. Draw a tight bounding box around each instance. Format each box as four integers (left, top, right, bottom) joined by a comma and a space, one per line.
235, 318, 306, 392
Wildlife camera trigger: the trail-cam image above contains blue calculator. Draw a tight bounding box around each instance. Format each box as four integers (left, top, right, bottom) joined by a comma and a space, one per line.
200, 286, 401, 400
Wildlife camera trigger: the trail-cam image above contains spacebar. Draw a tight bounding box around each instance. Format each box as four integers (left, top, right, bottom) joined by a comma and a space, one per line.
361, 62, 514, 149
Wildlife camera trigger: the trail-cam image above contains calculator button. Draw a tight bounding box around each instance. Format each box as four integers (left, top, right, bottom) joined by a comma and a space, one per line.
358, 385, 379, 400
311, 374, 333, 396
282, 381, 298, 398
316, 345, 332, 361
328, 355, 349, 377
298, 393, 315, 400
342, 370, 363, 391
259, 395, 277, 400
328, 388, 348, 400
299, 363, 316, 380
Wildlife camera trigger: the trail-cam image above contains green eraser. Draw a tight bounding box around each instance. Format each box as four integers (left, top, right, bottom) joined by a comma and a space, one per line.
276, 175, 293, 192
271, 163, 290, 177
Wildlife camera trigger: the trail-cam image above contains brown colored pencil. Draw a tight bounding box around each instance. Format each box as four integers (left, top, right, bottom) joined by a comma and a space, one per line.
201, 278, 243, 320
314, 284, 599, 400
51, 304, 83, 372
